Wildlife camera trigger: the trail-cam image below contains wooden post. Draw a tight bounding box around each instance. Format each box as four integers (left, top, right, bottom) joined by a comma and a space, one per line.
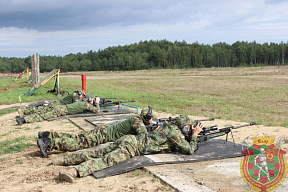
31, 53, 40, 85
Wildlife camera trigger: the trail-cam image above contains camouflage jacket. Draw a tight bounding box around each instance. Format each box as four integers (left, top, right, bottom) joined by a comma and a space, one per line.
66, 101, 100, 115
59, 91, 80, 105
137, 121, 198, 155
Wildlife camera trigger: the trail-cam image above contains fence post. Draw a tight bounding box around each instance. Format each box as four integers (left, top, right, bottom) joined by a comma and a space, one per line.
31, 53, 40, 85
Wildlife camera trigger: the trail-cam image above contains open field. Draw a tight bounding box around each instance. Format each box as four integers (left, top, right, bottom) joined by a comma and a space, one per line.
1, 66, 288, 126
0, 66, 287, 191
56, 66, 288, 127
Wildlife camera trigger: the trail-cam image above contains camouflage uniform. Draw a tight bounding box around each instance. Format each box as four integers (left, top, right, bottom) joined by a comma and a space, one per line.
24, 91, 81, 115
46, 115, 148, 152
24, 101, 100, 123
82, 94, 94, 102
61, 117, 197, 177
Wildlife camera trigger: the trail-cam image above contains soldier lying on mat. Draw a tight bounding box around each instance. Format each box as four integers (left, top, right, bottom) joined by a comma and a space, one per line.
19, 90, 87, 117
52, 115, 203, 183
16, 96, 101, 125
36, 106, 157, 158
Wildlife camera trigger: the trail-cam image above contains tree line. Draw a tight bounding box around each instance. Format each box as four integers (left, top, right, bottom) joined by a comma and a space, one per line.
1, 40, 287, 73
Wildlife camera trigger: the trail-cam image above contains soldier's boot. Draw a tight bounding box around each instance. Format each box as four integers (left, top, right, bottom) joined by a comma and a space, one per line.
59, 168, 78, 183
52, 157, 65, 166
38, 131, 50, 139
16, 117, 26, 125
37, 137, 51, 158
37, 131, 50, 148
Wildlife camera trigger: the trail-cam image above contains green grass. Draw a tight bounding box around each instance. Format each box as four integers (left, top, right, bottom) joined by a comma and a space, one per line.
1, 66, 288, 127
0, 136, 35, 155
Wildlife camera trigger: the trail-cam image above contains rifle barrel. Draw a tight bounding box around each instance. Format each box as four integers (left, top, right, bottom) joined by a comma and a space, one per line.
197, 118, 215, 121
197, 122, 256, 142
231, 122, 256, 129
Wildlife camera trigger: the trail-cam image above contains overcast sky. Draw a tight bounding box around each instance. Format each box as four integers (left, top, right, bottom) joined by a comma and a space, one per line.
1, 0, 288, 58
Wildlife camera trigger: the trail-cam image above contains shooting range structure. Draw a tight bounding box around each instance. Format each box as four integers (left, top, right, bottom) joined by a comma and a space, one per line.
24, 69, 60, 96
0, 88, 11, 92
14, 68, 31, 81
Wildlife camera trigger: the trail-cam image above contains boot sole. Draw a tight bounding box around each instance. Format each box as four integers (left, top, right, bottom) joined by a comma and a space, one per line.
37, 139, 48, 158
59, 172, 75, 183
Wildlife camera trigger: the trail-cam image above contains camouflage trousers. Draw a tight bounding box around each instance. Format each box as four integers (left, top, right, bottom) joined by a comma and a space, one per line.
24, 104, 67, 123
24, 101, 60, 115
49, 125, 110, 152
62, 135, 140, 177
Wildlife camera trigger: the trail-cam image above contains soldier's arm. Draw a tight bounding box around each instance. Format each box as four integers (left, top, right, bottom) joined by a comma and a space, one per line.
168, 128, 198, 155
85, 102, 100, 113
132, 116, 148, 135
72, 92, 79, 102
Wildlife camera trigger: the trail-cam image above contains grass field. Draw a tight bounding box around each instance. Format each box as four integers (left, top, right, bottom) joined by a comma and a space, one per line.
0, 65, 287, 127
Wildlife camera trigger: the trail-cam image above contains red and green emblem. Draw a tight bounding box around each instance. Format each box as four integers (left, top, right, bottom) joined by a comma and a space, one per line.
240, 136, 287, 192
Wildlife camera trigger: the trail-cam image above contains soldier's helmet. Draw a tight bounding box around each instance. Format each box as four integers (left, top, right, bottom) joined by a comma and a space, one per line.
175, 115, 193, 134
77, 89, 85, 96
140, 106, 158, 122
87, 97, 93, 103
175, 115, 193, 128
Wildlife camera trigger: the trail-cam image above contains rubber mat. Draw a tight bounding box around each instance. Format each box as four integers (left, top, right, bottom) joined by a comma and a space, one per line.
93, 139, 244, 179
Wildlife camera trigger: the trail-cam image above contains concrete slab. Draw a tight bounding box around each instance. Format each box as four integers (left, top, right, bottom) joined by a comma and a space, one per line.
147, 158, 288, 192
144, 165, 214, 192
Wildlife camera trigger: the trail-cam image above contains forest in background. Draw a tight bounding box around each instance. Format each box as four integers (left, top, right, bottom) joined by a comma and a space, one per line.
1, 39, 287, 73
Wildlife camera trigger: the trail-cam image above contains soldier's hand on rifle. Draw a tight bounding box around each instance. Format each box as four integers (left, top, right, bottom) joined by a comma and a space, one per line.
94, 97, 100, 104
192, 123, 203, 136
151, 125, 160, 131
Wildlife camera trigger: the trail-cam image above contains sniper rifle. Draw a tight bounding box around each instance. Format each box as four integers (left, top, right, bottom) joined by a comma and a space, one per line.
196, 122, 256, 145
146, 117, 215, 132
90, 97, 135, 108
98, 100, 135, 108
99, 98, 119, 104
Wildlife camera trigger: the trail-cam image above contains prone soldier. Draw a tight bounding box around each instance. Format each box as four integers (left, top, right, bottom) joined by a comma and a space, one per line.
53, 115, 203, 183
36, 106, 157, 158
20, 90, 87, 116
16, 96, 101, 126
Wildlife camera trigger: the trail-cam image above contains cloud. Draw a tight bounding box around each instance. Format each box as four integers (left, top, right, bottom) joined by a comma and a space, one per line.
0, 0, 287, 57
1, 0, 275, 31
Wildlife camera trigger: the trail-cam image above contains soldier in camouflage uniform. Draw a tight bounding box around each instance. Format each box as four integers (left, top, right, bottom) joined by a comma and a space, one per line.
16, 97, 100, 126
54, 115, 203, 183
21, 90, 86, 116
36, 106, 156, 158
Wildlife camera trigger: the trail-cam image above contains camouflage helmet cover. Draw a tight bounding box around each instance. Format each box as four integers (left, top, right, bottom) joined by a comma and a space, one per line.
140, 106, 157, 119
175, 115, 193, 127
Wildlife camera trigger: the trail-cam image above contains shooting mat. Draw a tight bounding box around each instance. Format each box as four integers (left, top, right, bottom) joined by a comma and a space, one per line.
93, 139, 245, 179
68, 113, 134, 131
85, 113, 134, 126
48, 106, 132, 121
